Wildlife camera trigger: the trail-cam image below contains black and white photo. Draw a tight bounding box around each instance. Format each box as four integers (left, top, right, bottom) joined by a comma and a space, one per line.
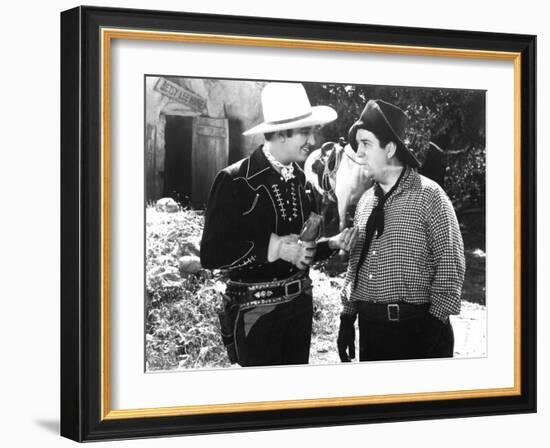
144, 76, 487, 371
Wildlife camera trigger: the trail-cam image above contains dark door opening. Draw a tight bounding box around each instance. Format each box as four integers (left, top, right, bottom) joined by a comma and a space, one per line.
164, 115, 193, 206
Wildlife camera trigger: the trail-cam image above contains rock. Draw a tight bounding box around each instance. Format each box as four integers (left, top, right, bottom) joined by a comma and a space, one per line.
198, 269, 213, 281
180, 238, 200, 257
178, 255, 202, 274
162, 271, 181, 282
155, 197, 179, 213
172, 238, 200, 258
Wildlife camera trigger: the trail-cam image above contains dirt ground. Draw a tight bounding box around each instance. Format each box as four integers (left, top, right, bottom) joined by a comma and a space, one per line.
309, 267, 487, 365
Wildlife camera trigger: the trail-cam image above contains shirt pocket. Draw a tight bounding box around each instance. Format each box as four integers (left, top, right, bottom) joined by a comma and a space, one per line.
242, 193, 260, 216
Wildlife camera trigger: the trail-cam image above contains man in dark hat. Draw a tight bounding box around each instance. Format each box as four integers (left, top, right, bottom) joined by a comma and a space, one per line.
201, 82, 357, 367
337, 99, 465, 362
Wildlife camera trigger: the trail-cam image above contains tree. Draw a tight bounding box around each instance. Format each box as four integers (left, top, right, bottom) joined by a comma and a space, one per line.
304, 82, 486, 210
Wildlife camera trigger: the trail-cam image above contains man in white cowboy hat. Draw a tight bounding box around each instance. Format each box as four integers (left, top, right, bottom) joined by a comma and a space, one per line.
337, 99, 465, 362
201, 82, 357, 367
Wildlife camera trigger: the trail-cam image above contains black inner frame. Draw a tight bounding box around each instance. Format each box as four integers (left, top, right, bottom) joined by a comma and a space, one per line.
60, 6, 536, 442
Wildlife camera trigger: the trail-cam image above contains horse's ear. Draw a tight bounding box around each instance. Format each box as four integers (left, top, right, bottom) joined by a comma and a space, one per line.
320, 141, 336, 155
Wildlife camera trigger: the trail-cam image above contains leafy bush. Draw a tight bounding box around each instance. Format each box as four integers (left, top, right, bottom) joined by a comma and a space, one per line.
145, 206, 229, 370
446, 145, 486, 209
146, 274, 230, 370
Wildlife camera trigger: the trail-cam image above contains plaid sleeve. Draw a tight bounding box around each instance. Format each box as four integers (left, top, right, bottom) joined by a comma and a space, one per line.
338, 193, 367, 317
427, 188, 466, 321
341, 289, 358, 316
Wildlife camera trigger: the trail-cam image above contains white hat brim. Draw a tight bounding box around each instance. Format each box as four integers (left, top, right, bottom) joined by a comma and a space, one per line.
242, 105, 337, 136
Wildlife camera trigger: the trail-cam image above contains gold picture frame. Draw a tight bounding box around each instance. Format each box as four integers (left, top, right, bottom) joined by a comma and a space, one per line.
61, 5, 536, 441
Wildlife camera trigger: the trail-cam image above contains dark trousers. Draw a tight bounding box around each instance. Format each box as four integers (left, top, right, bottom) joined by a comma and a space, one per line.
357, 303, 454, 362
234, 292, 313, 367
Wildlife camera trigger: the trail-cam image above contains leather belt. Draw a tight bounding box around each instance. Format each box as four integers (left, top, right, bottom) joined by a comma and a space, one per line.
226, 271, 311, 307
357, 301, 430, 322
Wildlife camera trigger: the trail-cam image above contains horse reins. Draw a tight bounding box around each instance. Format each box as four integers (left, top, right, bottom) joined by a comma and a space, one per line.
342, 145, 369, 166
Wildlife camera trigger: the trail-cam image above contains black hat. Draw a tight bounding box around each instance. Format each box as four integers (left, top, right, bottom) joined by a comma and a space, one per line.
348, 99, 420, 168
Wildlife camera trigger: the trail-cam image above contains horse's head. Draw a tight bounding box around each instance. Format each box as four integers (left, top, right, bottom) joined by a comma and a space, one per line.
304, 138, 373, 233
320, 141, 336, 157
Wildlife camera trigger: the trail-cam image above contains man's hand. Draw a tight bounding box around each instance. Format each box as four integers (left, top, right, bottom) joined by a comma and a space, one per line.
337, 313, 357, 362
421, 312, 446, 354
328, 226, 359, 252
268, 234, 317, 270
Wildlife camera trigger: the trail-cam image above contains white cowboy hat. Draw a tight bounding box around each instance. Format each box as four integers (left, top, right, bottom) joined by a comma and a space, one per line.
243, 82, 337, 136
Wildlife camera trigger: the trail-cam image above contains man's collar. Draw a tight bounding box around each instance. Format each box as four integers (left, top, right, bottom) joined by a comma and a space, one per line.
397, 166, 418, 190
245, 145, 272, 179
245, 145, 305, 184
392, 166, 421, 198
375, 166, 418, 198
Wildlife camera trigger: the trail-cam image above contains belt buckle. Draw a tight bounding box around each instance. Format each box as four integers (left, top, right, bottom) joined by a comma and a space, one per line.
387, 304, 400, 321
284, 279, 302, 297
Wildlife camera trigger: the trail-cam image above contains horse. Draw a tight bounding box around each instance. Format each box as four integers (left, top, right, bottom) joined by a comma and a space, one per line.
304, 140, 373, 234
305, 140, 451, 236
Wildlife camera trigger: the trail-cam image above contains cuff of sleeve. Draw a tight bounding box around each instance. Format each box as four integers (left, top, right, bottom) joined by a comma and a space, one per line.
342, 300, 358, 316
226, 234, 271, 270
429, 294, 461, 323
429, 305, 450, 323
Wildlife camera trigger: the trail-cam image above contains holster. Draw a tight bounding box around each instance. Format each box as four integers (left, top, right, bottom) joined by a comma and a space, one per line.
217, 294, 239, 364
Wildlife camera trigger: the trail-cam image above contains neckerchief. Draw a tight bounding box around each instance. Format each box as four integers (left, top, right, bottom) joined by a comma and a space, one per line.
353, 167, 407, 289
263, 146, 295, 182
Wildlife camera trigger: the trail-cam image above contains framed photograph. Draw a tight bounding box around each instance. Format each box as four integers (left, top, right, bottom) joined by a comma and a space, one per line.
60, 6, 536, 442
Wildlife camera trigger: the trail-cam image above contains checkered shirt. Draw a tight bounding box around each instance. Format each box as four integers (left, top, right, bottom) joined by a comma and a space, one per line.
341, 167, 465, 322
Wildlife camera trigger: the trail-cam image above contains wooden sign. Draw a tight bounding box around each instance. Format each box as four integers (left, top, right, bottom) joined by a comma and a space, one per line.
154, 77, 206, 112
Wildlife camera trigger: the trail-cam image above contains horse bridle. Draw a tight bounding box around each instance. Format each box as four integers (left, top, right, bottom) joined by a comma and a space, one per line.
342, 144, 369, 166
318, 142, 369, 203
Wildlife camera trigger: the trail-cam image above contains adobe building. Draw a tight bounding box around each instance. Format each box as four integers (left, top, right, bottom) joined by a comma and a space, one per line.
145, 76, 265, 208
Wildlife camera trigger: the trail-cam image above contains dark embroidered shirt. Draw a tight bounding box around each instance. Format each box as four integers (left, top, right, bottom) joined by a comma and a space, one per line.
201, 145, 334, 282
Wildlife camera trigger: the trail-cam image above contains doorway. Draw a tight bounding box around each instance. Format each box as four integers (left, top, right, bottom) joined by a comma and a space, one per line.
163, 115, 193, 206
